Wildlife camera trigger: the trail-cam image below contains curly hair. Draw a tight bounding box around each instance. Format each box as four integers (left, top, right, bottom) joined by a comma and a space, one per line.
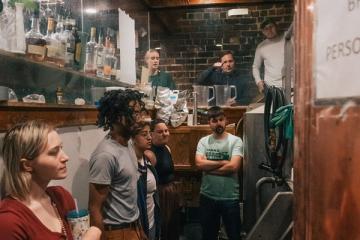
96, 89, 145, 131
131, 121, 151, 137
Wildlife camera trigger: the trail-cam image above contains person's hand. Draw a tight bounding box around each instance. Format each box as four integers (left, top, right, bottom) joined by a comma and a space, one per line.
213, 62, 223, 69
82, 226, 102, 240
257, 81, 265, 93
226, 98, 236, 106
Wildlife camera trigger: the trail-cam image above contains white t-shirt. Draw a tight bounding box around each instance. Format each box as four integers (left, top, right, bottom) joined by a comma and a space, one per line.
252, 34, 285, 88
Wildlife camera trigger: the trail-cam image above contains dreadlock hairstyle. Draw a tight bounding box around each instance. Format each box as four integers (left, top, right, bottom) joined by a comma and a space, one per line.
96, 89, 145, 131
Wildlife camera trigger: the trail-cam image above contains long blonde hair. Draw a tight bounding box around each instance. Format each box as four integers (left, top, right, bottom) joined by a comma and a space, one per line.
1, 120, 53, 199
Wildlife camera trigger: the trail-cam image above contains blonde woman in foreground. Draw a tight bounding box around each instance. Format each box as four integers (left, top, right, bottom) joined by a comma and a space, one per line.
0, 120, 101, 240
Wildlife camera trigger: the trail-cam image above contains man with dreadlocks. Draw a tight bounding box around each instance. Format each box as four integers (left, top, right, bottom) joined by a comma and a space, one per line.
88, 89, 146, 240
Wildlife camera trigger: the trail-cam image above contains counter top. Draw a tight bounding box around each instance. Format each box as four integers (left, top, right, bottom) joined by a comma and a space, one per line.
0, 101, 98, 131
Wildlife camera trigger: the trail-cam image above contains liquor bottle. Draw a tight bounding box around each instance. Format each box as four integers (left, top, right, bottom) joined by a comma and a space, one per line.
56, 86, 64, 104
95, 32, 104, 77
84, 27, 97, 75
61, 18, 75, 68
25, 7, 46, 61
44, 17, 65, 67
103, 44, 117, 80
73, 25, 82, 70
54, 16, 64, 40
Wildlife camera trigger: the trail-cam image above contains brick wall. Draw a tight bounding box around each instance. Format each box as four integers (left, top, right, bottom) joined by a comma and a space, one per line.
137, 2, 293, 104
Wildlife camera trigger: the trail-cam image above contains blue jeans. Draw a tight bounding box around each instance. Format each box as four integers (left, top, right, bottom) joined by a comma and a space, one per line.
199, 194, 241, 240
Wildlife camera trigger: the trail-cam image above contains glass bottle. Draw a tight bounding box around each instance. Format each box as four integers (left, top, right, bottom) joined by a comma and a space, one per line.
84, 27, 97, 75
25, 8, 46, 61
61, 18, 75, 68
103, 44, 117, 80
73, 25, 82, 70
95, 32, 104, 77
56, 87, 64, 104
45, 17, 64, 67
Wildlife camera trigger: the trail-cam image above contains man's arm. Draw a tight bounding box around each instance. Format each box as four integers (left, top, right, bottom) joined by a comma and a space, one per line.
252, 46, 265, 92
195, 153, 226, 171
196, 66, 217, 85
89, 183, 110, 240
208, 155, 242, 176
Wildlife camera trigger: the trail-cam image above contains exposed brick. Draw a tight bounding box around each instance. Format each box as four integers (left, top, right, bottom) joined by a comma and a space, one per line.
136, 2, 293, 102
260, 10, 269, 17
269, 10, 277, 16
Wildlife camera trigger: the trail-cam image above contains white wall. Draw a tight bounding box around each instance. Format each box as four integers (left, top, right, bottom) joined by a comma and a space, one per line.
0, 125, 107, 209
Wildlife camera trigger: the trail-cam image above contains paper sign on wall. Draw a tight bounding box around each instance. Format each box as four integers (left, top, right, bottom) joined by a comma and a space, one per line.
315, 0, 360, 99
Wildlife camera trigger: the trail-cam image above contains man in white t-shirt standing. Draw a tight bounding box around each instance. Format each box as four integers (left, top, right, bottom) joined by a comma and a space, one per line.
252, 18, 285, 93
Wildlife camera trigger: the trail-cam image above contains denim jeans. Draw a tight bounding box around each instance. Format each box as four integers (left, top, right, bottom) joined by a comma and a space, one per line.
199, 194, 241, 240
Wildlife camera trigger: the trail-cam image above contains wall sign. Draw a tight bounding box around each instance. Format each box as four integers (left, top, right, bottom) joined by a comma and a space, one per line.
315, 0, 360, 100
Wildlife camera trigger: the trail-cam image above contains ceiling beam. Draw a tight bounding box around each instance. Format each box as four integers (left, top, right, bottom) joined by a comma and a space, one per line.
145, 0, 290, 9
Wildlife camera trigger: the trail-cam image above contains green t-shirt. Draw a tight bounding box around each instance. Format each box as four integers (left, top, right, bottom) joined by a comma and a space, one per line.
196, 133, 243, 200
149, 71, 176, 90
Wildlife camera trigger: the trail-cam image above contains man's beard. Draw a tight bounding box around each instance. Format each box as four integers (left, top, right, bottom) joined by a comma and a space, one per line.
215, 126, 225, 134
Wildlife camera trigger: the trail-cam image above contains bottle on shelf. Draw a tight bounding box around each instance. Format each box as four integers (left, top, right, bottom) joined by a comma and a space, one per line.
95, 31, 104, 77
73, 24, 82, 70
61, 18, 75, 68
54, 16, 64, 40
103, 44, 117, 80
44, 17, 65, 67
56, 86, 64, 104
84, 27, 97, 75
25, 5, 46, 61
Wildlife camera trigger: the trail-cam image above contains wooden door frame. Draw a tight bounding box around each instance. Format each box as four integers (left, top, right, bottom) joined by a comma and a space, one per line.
293, 0, 315, 239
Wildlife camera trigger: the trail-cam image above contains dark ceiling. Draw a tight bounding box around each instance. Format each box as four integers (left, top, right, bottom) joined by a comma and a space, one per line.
77, 0, 291, 34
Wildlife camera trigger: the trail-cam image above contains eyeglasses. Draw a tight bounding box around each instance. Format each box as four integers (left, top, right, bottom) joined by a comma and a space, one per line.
139, 131, 151, 138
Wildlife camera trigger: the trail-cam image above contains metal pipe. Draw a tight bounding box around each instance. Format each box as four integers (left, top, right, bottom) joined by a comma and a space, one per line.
255, 177, 276, 218
192, 91, 197, 125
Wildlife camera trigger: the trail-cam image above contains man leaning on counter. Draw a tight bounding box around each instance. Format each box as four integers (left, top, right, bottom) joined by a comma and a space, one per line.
196, 50, 241, 86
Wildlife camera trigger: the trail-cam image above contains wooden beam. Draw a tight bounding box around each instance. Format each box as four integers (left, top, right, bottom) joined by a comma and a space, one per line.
146, 0, 290, 9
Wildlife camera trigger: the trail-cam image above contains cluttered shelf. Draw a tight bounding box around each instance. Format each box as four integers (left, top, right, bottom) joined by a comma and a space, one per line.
0, 101, 98, 131
0, 49, 133, 88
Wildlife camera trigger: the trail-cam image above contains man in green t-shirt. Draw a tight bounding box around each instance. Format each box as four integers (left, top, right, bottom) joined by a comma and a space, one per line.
195, 106, 243, 240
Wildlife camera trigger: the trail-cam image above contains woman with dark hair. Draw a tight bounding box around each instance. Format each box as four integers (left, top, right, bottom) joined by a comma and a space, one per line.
146, 119, 182, 240
132, 121, 160, 240
0, 120, 101, 240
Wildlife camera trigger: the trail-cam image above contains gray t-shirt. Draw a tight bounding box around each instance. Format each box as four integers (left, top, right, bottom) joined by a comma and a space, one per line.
89, 136, 139, 225
196, 133, 243, 200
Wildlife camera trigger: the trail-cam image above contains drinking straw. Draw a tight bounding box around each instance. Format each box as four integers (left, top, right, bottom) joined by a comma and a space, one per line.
74, 198, 79, 217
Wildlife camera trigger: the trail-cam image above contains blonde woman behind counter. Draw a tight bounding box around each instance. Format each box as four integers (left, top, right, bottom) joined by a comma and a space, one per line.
145, 49, 176, 90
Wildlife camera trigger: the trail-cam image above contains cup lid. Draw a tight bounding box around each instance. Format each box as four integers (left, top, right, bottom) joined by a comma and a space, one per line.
67, 209, 88, 218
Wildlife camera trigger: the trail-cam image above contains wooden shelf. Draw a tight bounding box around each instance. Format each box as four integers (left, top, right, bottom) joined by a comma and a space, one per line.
0, 102, 98, 131
0, 49, 134, 88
